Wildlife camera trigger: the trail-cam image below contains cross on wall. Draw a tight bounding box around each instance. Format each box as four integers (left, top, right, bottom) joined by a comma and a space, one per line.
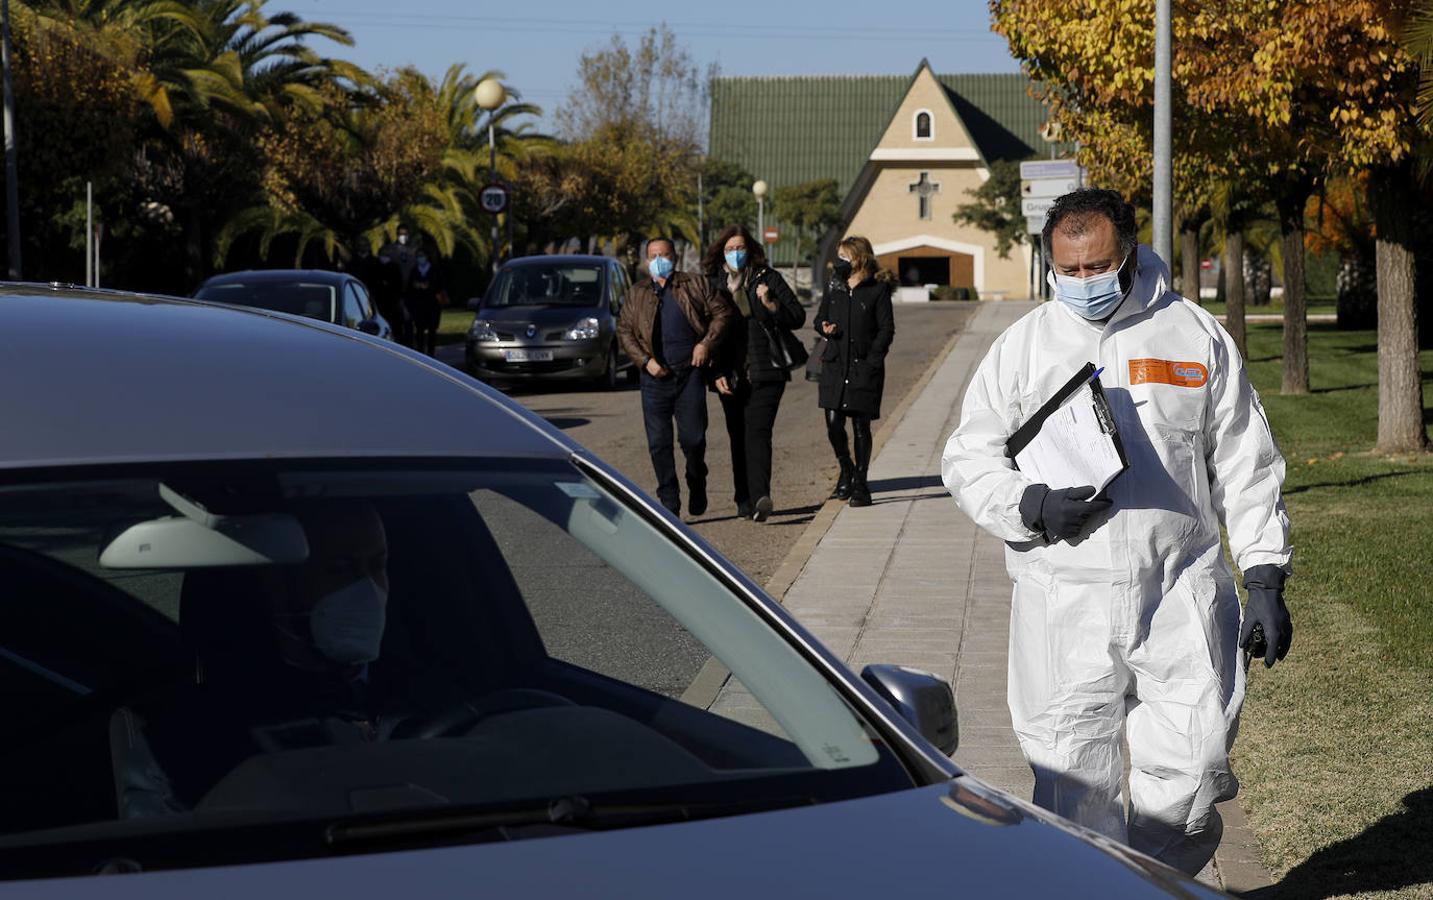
909, 171, 940, 220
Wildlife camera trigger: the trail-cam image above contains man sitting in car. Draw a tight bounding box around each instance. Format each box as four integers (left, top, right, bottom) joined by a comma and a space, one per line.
112, 501, 395, 817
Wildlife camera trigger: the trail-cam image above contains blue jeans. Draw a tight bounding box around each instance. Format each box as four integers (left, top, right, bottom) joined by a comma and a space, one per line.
640, 366, 708, 513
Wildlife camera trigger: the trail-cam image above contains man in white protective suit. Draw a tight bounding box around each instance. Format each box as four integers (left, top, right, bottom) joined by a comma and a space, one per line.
941, 188, 1293, 875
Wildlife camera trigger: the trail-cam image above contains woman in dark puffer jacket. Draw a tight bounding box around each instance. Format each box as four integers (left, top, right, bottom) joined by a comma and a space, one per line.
813, 235, 895, 507
702, 225, 806, 522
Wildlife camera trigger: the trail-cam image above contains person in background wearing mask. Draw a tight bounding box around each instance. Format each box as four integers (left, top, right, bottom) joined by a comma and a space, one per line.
113, 501, 395, 816
378, 225, 418, 347
616, 237, 736, 518
701, 225, 805, 522
814, 236, 894, 507
941, 188, 1293, 875
407, 250, 448, 356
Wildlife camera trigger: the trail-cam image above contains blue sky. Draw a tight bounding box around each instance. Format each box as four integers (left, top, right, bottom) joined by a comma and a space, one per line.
280, 0, 1020, 127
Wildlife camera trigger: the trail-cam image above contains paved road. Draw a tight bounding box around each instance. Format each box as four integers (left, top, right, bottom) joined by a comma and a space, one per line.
443, 301, 978, 589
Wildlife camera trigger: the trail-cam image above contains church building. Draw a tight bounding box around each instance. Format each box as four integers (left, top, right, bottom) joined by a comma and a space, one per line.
709, 60, 1062, 300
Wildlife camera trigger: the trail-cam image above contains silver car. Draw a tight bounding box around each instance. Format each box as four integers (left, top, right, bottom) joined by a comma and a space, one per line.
0, 283, 1222, 897
466, 255, 633, 389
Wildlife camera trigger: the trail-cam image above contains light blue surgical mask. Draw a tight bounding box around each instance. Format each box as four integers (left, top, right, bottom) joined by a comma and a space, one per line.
308, 578, 387, 665
648, 256, 674, 280
725, 249, 748, 270
1047, 254, 1131, 320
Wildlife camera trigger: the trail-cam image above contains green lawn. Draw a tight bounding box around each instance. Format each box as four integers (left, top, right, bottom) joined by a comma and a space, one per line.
1234, 323, 1433, 899
437, 308, 474, 345
1198, 298, 1338, 318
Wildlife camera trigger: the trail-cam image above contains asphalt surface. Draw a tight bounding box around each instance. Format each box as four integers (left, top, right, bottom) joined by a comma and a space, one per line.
445, 301, 977, 589
439, 302, 978, 699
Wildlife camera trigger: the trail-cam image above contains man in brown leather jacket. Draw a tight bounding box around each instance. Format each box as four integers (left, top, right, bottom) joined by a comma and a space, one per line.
617, 237, 736, 518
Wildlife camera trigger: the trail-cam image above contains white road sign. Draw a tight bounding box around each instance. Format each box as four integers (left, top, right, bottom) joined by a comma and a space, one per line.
1020, 159, 1081, 180
479, 183, 510, 215
1021, 197, 1057, 218
1026, 215, 1047, 235
1021, 177, 1081, 199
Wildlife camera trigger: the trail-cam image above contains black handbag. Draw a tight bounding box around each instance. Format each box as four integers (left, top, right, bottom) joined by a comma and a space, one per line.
765, 322, 809, 372
804, 336, 827, 382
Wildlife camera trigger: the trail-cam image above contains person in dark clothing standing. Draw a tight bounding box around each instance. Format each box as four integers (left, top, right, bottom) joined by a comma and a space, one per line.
408, 250, 448, 356
702, 225, 806, 522
814, 235, 895, 507
377, 225, 419, 347
616, 237, 736, 518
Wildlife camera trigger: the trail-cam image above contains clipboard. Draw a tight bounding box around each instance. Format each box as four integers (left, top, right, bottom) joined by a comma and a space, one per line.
1006, 362, 1129, 495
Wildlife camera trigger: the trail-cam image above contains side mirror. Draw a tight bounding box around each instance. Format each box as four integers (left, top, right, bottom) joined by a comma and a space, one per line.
356, 319, 381, 336
861, 664, 958, 755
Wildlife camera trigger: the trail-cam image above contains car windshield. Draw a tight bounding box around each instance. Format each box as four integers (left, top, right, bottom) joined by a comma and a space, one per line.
196, 282, 337, 323
0, 460, 911, 879
486, 265, 604, 307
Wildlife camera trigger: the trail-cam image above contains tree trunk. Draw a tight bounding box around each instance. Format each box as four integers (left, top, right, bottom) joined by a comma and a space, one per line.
1371, 167, 1430, 454
1180, 220, 1202, 303
1277, 190, 1310, 394
1224, 230, 1248, 360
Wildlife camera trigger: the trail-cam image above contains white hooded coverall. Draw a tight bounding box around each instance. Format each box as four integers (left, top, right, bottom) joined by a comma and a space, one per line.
942, 246, 1291, 875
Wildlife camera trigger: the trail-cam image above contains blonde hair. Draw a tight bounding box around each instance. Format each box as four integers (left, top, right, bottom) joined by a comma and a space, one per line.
838, 235, 879, 281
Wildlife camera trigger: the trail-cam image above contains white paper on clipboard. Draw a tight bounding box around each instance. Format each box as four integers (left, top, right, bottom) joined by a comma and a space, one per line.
1013, 380, 1125, 494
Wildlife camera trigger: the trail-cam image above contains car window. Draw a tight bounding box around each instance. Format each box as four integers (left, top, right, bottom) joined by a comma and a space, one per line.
0, 463, 910, 879
608, 263, 626, 313
486, 265, 605, 308
352, 281, 375, 319
196, 282, 336, 323
341, 284, 365, 327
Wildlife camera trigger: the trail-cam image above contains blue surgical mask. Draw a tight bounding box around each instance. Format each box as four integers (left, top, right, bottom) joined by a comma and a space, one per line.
1047, 254, 1131, 320
308, 578, 387, 665
648, 256, 674, 280
725, 249, 748, 270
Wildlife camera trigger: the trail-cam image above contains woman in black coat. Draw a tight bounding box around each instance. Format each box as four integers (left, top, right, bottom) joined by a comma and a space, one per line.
814, 235, 895, 507
703, 225, 806, 522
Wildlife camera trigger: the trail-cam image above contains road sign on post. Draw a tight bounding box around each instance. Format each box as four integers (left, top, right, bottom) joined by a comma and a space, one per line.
479, 183, 509, 215
762, 226, 779, 244
1019, 159, 1081, 180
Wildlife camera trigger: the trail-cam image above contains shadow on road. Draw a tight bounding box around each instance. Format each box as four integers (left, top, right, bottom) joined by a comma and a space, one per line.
1244, 786, 1433, 900
542, 416, 591, 430
868, 474, 945, 493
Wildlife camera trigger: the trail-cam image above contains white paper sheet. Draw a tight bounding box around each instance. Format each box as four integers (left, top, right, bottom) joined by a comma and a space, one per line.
1014, 382, 1124, 494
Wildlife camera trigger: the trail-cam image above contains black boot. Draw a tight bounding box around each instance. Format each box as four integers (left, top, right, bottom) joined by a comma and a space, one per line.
831, 457, 854, 500
848, 465, 872, 507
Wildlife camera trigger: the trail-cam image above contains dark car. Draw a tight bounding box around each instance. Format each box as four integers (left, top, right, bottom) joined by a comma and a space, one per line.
195, 269, 393, 340
466, 255, 633, 389
0, 283, 1223, 898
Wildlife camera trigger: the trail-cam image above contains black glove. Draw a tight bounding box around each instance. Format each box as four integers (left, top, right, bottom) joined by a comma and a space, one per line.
1019, 484, 1112, 542
1240, 564, 1292, 668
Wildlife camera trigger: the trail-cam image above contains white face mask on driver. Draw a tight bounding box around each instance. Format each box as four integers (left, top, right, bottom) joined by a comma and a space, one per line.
307, 578, 388, 665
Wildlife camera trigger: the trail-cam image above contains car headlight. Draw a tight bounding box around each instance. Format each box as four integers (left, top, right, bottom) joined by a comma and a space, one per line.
564, 317, 601, 341
469, 319, 498, 342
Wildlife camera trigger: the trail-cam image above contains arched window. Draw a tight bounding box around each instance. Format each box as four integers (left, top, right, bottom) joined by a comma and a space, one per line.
914, 110, 933, 140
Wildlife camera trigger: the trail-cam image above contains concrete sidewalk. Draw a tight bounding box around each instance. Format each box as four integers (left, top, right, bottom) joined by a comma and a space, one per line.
762, 300, 1272, 894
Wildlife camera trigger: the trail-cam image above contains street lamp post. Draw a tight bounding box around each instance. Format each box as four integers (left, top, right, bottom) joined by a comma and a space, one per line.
475, 78, 507, 276
752, 179, 768, 258
1152, 0, 1173, 265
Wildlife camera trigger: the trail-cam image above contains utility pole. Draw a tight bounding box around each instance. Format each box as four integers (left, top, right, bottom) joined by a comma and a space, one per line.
696, 171, 704, 251
1152, 0, 1173, 266
86, 182, 93, 287
2, 0, 21, 280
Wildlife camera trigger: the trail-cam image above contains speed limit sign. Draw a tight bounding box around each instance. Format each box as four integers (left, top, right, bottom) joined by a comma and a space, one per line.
479, 183, 510, 214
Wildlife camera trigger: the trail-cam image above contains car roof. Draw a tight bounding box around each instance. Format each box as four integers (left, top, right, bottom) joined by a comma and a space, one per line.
198, 269, 352, 287
501, 255, 614, 269
0, 284, 574, 471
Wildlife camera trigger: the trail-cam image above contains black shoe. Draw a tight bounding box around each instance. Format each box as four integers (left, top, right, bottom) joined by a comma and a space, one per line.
752, 495, 773, 522
848, 473, 871, 507
736, 500, 754, 519
687, 485, 708, 517
831, 458, 854, 500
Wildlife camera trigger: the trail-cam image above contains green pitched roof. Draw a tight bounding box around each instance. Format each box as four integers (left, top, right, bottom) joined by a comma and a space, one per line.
709, 70, 1053, 196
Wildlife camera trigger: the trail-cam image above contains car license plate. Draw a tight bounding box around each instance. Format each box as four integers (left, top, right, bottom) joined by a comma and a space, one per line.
504, 349, 554, 362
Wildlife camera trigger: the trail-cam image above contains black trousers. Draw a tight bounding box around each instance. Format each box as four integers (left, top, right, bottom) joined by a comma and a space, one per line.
719, 379, 786, 505
640, 367, 708, 513
825, 409, 872, 470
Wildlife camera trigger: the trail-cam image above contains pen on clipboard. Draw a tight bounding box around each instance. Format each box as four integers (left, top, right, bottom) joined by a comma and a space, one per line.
1090, 366, 1105, 384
